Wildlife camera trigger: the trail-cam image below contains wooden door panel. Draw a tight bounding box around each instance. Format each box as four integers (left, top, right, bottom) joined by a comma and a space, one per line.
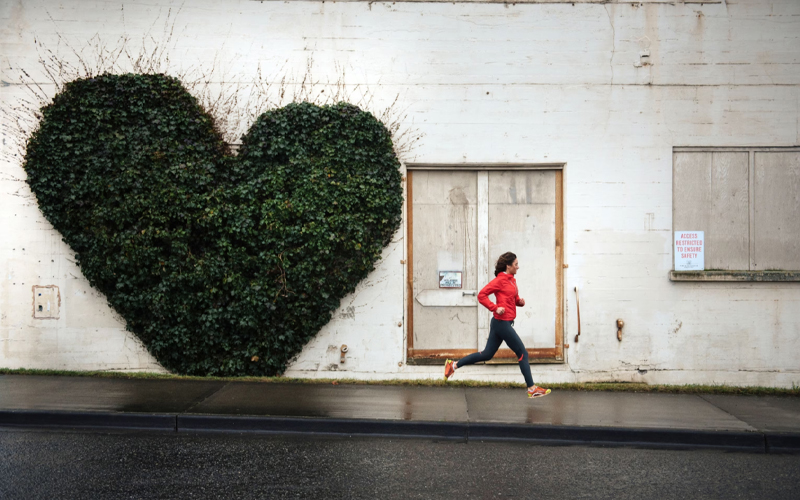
488, 170, 557, 349
411, 171, 479, 350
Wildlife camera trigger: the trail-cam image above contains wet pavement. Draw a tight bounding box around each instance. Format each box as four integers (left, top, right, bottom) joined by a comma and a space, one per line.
191, 383, 470, 421
3, 428, 800, 500
0, 375, 226, 413
1, 374, 798, 452
698, 394, 800, 433
462, 388, 758, 430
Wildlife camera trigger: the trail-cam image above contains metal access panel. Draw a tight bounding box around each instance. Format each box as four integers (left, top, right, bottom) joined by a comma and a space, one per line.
406, 166, 564, 364
33, 285, 60, 319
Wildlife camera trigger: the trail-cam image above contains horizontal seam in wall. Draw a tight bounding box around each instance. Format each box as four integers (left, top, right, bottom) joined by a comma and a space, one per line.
5, 82, 800, 88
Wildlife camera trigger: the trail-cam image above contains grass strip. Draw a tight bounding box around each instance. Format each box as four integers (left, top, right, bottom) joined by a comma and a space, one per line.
0, 367, 797, 396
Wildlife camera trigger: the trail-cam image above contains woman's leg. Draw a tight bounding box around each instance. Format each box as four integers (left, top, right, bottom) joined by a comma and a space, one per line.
455, 322, 503, 368
494, 321, 534, 388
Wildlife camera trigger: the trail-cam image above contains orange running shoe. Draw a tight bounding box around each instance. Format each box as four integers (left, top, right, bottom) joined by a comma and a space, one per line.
444, 359, 455, 380
527, 385, 551, 398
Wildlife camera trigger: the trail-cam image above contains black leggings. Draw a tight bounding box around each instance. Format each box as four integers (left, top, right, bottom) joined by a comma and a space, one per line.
457, 318, 534, 387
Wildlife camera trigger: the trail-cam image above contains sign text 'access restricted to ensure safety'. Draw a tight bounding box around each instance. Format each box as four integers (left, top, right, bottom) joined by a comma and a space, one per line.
674, 231, 704, 271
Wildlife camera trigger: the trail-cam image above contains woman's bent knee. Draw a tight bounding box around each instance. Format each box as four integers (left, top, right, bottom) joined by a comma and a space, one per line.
478, 350, 496, 362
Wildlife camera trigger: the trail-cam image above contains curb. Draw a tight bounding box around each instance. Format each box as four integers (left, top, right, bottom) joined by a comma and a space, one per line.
0, 410, 176, 431
179, 415, 469, 440
469, 422, 766, 452
2, 410, 798, 453
765, 433, 800, 454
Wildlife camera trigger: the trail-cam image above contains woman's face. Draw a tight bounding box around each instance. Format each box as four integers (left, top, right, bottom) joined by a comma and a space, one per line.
507, 259, 519, 275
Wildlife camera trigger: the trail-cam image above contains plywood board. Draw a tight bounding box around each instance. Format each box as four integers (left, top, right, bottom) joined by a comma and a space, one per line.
674, 152, 712, 269
488, 171, 557, 349
754, 152, 800, 270
411, 171, 479, 350
710, 152, 749, 270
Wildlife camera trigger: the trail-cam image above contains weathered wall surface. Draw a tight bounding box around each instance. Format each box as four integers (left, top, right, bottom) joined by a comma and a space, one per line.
1, 0, 798, 385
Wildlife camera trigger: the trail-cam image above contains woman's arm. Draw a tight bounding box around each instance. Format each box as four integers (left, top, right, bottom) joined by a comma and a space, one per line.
477, 277, 501, 312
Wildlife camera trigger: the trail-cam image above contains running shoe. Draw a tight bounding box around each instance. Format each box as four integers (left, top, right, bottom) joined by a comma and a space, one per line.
527, 385, 551, 398
444, 359, 455, 380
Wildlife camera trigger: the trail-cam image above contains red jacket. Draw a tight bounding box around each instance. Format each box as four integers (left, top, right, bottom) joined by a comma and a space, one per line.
478, 273, 524, 321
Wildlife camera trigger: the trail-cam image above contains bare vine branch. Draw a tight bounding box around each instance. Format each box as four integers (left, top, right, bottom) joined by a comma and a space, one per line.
1, 8, 423, 167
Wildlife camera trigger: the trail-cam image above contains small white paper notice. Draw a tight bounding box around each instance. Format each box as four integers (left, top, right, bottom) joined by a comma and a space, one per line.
439, 271, 462, 289
674, 231, 705, 271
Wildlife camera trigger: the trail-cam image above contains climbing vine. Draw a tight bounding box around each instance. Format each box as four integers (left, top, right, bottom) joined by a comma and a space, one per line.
24, 73, 403, 376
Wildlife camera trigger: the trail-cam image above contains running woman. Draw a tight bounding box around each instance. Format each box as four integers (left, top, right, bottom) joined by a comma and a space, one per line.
443, 252, 551, 399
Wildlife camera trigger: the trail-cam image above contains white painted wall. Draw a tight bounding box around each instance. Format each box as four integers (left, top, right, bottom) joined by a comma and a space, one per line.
1, 0, 798, 386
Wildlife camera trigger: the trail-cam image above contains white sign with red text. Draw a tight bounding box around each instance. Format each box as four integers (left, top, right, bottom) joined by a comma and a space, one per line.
674, 231, 705, 271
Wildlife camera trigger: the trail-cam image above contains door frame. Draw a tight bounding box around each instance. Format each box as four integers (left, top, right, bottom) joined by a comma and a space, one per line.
405, 163, 566, 365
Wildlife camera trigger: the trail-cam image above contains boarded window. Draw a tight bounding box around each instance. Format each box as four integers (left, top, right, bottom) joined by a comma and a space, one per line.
673, 148, 800, 271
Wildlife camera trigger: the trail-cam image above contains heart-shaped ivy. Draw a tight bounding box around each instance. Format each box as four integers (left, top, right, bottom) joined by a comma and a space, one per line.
24, 74, 403, 376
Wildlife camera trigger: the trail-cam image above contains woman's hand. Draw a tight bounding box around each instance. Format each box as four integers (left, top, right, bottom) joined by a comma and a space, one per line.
518, 298, 525, 307
496, 307, 505, 316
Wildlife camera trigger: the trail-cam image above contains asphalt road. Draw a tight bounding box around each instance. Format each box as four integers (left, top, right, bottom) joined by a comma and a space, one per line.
1, 429, 798, 500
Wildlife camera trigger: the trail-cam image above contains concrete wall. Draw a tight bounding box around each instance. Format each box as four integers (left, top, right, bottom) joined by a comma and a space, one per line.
1, 0, 799, 386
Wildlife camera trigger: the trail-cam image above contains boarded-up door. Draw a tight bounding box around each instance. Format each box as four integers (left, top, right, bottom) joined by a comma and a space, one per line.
406, 168, 564, 364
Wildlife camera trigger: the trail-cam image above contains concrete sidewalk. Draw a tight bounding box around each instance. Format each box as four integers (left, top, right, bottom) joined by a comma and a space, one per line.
1, 374, 798, 453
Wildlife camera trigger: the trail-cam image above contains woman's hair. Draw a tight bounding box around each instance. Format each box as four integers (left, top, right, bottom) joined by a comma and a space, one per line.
494, 252, 517, 277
